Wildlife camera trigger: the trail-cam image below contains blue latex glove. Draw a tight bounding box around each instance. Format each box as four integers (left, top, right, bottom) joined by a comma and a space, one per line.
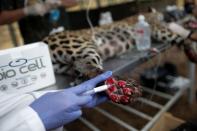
70, 71, 112, 108
84, 93, 108, 108
30, 71, 112, 130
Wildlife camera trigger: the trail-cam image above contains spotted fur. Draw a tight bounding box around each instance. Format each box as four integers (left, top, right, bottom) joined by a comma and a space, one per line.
43, 12, 187, 83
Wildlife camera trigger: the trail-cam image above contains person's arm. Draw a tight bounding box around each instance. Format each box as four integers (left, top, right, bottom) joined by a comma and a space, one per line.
0, 9, 25, 25
0, 0, 77, 25
0, 2, 50, 25
0, 92, 46, 131
168, 22, 197, 41
168, 22, 191, 38
0, 90, 66, 131
0, 71, 112, 131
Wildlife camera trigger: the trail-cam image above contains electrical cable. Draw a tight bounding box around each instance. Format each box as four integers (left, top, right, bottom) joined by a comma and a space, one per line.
149, 49, 162, 101
86, 0, 97, 43
139, 48, 162, 107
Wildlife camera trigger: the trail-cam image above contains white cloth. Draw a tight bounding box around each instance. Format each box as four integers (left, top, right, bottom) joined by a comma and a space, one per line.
168, 22, 191, 38
0, 91, 63, 131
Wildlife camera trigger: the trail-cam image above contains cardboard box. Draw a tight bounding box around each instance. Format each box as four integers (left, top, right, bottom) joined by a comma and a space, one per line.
151, 113, 185, 131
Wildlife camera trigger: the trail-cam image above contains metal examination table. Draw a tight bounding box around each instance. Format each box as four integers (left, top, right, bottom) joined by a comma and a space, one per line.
44, 42, 195, 131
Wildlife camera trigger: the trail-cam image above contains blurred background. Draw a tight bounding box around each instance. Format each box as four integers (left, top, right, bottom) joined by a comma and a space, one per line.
0, 0, 175, 49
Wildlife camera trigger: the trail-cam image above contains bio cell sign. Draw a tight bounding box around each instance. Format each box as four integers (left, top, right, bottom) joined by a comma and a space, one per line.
0, 42, 56, 93
0, 57, 46, 81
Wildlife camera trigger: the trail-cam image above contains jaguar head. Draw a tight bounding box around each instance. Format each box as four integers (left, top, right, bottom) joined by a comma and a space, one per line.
74, 54, 104, 79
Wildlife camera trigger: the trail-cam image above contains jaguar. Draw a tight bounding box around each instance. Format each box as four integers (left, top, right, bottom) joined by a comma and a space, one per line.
43, 11, 197, 84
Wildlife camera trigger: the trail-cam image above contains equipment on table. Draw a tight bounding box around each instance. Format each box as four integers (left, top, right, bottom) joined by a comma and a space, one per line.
134, 15, 151, 51
140, 62, 182, 93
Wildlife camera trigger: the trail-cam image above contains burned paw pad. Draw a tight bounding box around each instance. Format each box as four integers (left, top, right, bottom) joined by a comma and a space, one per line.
105, 77, 142, 105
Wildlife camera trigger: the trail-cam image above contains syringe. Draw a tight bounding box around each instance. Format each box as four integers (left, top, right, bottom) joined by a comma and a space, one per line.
82, 85, 109, 95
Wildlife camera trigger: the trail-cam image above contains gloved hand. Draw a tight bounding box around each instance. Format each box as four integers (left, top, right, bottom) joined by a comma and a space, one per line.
23, 0, 77, 16
30, 71, 112, 130
71, 71, 113, 108
168, 22, 191, 38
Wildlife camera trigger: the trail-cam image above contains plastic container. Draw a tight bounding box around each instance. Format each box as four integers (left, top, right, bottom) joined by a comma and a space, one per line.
99, 11, 113, 26
134, 15, 151, 51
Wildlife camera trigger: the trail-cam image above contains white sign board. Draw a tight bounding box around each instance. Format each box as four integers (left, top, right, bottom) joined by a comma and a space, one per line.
0, 42, 56, 94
